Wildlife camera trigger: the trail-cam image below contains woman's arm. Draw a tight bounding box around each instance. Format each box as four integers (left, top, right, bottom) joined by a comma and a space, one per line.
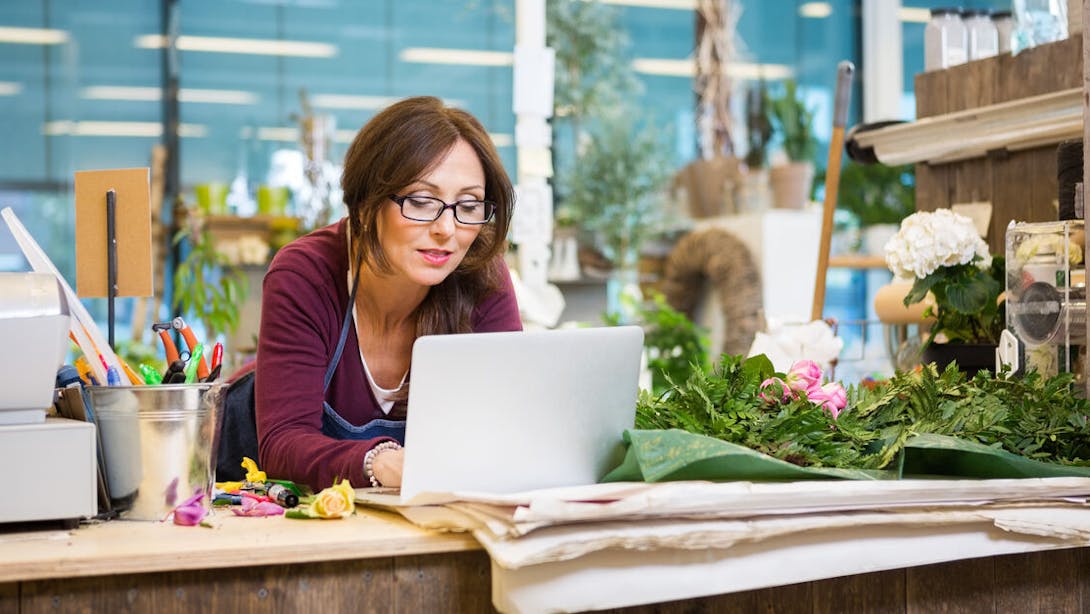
254, 263, 381, 490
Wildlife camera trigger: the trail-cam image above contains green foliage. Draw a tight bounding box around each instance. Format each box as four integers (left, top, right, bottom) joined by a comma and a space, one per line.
606, 291, 711, 395
637, 356, 1090, 470
768, 80, 817, 163
114, 339, 165, 374
905, 257, 1006, 344
743, 80, 773, 169
566, 113, 673, 267
173, 225, 248, 339
547, 0, 638, 129
837, 162, 916, 226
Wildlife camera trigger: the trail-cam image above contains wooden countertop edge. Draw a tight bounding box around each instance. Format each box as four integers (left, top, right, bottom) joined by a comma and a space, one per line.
0, 508, 481, 584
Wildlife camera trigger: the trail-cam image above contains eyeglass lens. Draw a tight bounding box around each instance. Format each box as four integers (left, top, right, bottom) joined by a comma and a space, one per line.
397, 196, 493, 223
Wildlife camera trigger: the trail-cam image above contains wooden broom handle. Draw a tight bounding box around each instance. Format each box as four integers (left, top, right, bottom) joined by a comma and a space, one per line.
812, 61, 855, 322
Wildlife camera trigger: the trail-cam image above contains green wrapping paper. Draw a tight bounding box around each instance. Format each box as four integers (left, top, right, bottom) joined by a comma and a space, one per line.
602, 429, 894, 482
900, 433, 1090, 479
602, 429, 1090, 483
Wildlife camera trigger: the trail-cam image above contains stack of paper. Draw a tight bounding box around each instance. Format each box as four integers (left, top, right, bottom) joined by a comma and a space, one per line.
357, 477, 1090, 570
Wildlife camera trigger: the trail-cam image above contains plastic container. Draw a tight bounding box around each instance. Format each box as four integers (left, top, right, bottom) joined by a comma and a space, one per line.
1012, 0, 1068, 53
925, 8, 968, 71
90, 383, 224, 520
964, 9, 999, 60
992, 10, 1015, 53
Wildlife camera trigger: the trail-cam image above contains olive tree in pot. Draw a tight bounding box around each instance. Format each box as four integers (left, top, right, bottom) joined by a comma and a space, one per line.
768, 80, 818, 209
565, 111, 673, 321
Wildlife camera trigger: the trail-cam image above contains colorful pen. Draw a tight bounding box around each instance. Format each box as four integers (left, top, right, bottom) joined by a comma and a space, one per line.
210, 342, 224, 371
139, 363, 163, 385
184, 343, 204, 384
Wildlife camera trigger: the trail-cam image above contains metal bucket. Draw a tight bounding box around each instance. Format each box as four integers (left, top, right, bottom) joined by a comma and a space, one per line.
89, 383, 224, 520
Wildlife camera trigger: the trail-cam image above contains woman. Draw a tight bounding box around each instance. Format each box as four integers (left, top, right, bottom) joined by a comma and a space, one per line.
255, 96, 522, 491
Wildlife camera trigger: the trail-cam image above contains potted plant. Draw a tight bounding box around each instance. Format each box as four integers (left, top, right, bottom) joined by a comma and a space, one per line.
884, 209, 1005, 374
837, 161, 915, 254
768, 80, 817, 209
565, 111, 673, 319
741, 80, 774, 211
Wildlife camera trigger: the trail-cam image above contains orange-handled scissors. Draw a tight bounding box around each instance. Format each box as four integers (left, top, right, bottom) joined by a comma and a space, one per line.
152, 322, 181, 364
172, 317, 209, 380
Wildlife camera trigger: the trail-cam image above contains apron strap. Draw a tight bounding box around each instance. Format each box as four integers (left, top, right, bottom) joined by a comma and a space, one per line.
324, 238, 365, 392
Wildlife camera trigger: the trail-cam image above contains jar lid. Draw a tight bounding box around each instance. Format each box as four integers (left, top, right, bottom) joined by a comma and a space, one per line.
961, 8, 990, 17
930, 7, 962, 17
990, 10, 1012, 19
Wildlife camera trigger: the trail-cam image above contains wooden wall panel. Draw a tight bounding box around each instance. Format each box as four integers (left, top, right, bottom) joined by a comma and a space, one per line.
994, 550, 1081, 612
811, 569, 905, 614
12, 547, 1090, 612
905, 557, 995, 613
18, 554, 490, 614
0, 582, 16, 614
392, 552, 492, 613
913, 36, 1082, 248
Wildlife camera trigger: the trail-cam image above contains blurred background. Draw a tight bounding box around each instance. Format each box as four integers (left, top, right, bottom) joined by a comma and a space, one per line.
0, 0, 1017, 378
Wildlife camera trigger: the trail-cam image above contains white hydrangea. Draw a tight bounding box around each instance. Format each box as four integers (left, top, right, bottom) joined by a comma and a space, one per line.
883, 209, 990, 280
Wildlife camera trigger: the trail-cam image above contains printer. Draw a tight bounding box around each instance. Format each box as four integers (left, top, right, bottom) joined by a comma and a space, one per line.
0, 272, 97, 525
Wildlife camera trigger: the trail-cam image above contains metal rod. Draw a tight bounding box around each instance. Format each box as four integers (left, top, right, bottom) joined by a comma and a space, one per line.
106, 188, 117, 350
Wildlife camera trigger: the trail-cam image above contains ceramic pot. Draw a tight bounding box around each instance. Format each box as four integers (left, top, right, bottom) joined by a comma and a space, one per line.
769, 161, 814, 209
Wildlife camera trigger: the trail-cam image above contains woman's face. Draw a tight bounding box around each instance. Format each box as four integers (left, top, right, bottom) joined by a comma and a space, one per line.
375, 138, 486, 288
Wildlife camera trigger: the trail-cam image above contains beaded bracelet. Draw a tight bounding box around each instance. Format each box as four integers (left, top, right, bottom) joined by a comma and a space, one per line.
363, 441, 402, 487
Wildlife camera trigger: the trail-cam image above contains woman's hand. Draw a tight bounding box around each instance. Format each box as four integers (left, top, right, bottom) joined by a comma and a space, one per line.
372, 447, 405, 487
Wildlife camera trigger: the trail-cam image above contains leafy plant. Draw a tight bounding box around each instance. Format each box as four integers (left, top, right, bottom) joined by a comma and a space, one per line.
837, 162, 915, 226
768, 80, 817, 163
565, 113, 673, 269
637, 354, 1090, 470
606, 291, 711, 395
886, 210, 1004, 345
904, 256, 1005, 345
173, 218, 249, 339
743, 80, 773, 169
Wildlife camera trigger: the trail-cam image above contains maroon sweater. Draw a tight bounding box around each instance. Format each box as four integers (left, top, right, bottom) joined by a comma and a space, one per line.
255, 218, 522, 489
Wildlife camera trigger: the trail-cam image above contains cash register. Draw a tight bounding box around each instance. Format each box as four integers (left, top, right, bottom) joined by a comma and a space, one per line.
0, 272, 97, 526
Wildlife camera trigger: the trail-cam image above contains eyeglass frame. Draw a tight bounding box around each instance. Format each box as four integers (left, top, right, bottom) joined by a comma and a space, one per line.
388, 194, 496, 225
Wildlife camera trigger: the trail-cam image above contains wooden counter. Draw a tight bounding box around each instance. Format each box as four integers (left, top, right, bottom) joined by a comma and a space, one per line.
2, 506, 1089, 613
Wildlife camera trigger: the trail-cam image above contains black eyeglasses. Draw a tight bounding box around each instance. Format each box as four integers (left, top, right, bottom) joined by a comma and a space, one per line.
389, 195, 496, 225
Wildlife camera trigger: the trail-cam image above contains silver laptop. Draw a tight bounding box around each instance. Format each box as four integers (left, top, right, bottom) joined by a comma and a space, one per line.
396, 325, 645, 504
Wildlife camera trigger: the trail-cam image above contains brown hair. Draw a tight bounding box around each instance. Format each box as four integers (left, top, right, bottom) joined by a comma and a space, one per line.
341, 96, 514, 337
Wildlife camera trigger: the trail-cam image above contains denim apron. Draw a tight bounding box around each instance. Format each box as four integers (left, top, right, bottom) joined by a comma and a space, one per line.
318, 249, 407, 445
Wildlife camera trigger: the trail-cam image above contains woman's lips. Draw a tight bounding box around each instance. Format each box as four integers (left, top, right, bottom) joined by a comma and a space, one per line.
418, 249, 452, 265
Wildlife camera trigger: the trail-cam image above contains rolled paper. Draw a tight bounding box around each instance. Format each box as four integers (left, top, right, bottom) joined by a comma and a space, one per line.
874, 282, 935, 325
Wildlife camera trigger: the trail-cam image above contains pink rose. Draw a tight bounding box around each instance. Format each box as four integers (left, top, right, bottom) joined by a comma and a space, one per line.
808, 382, 847, 419
786, 360, 823, 395
759, 377, 793, 403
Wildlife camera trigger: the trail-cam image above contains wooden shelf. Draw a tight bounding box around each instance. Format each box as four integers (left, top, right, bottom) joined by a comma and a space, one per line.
828, 254, 888, 269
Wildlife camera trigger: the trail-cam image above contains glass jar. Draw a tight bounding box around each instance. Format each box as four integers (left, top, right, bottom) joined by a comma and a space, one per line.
964, 9, 999, 60
991, 10, 1015, 53
924, 8, 968, 71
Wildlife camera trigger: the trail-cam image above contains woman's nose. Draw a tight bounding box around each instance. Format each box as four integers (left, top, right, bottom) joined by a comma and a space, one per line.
430, 206, 457, 236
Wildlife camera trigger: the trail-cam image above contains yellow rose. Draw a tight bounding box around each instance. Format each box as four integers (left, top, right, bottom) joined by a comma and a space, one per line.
310, 479, 355, 519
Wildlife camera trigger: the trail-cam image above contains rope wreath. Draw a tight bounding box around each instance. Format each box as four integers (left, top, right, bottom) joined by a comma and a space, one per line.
660, 227, 763, 356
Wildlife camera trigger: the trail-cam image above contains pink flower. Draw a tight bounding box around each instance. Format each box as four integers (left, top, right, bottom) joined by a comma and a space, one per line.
231, 497, 285, 517
170, 493, 208, 526
786, 360, 823, 395
808, 382, 848, 419
759, 377, 793, 403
